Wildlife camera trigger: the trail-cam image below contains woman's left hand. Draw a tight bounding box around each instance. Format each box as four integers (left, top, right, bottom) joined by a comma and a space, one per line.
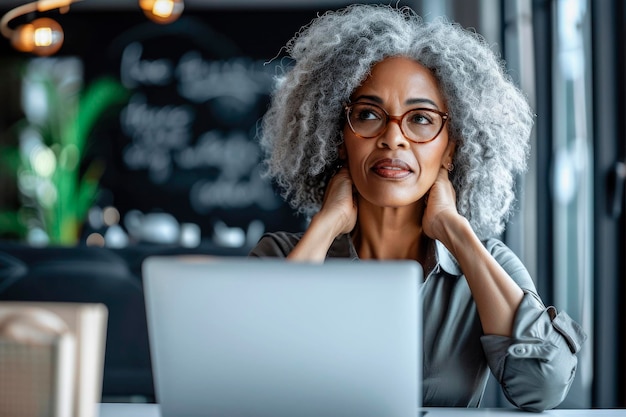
422, 167, 462, 242
423, 170, 524, 338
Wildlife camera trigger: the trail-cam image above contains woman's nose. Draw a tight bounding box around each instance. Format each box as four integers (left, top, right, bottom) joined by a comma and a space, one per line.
377, 119, 410, 149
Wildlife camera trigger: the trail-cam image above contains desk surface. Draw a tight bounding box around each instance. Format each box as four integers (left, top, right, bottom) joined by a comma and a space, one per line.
100, 403, 626, 416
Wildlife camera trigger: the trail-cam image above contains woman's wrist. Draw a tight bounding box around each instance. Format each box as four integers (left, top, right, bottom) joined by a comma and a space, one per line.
310, 211, 348, 242
434, 213, 474, 255
287, 212, 343, 261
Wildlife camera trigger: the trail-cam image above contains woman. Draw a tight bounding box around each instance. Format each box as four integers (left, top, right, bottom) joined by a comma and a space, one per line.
250, 4, 586, 411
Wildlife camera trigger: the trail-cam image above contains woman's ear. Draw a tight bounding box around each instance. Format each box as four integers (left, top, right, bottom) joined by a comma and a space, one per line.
338, 142, 347, 160
442, 140, 456, 169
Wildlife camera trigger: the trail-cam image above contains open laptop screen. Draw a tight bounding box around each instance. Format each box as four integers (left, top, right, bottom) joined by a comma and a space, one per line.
143, 257, 422, 417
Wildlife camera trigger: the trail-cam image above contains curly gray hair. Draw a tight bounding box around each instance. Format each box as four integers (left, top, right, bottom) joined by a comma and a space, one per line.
259, 4, 533, 240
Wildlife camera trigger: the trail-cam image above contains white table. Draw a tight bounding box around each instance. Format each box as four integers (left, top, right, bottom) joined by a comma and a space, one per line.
99, 403, 626, 416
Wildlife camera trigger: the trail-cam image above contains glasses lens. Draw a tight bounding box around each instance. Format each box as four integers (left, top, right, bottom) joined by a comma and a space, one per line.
348, 103, 386, 138
402, 109, 443, 142
347, 103, 446, 142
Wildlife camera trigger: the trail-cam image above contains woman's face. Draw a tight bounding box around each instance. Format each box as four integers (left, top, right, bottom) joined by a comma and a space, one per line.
342, 56, 454, 209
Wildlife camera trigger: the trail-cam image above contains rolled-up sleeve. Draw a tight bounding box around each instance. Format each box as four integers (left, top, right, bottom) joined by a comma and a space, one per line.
481, 290, 587, 412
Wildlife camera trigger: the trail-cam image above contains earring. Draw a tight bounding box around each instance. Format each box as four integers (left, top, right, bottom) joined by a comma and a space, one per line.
447, 162, 454, 172
334, 159, 347, 174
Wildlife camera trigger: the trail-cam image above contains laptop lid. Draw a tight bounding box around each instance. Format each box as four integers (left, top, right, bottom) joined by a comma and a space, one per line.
143, 257, 422, 417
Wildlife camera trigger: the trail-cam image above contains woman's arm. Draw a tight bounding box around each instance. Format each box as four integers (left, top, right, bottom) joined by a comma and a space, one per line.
287, 166, 357, 262
423, 168, 523, 337
425, 168, 587, 411
439, 216, 523, 336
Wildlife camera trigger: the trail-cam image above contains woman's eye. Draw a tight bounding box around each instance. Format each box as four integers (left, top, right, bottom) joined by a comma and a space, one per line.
357, 109, 381, 121
409, 112, 434, 125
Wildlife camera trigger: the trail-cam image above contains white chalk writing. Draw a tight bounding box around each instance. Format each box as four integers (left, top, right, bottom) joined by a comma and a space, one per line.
121, 42, 174, 88
120, 94, 194, 148
176, 52, 271, 103
118, 42, 281, 211
190, 167, 281, 212
175, 130, 259, 179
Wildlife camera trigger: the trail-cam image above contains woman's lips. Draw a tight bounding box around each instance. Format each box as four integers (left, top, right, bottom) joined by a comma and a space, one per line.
371, 158, 413, 179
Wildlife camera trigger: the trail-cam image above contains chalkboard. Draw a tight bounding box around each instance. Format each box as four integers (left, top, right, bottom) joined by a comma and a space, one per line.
72, 10, 318, 248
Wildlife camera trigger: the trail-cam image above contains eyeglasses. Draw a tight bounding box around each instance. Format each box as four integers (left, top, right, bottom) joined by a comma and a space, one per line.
344, 102, 449, 143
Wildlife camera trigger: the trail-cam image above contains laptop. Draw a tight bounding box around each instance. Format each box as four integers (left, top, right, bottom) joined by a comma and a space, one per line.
142, 257, 422, 417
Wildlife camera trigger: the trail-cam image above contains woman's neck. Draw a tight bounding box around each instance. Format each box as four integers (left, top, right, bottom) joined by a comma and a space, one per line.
352, 199, 430, 263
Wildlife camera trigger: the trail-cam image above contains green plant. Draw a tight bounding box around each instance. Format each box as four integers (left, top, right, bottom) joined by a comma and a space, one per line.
0, 64, 129, 245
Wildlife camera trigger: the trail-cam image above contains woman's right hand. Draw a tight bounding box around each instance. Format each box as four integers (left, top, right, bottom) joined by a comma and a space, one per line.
287, 165, 357, 261
316, 165, 358, 237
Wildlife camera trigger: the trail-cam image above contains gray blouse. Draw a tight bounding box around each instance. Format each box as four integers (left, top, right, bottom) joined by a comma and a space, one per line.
249, 232, 587, 411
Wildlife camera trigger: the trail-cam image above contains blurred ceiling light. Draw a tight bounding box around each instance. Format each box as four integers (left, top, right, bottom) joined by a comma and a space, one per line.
12, 17, 64, 55
0, 0, 83, 56
139, 0, 185, 24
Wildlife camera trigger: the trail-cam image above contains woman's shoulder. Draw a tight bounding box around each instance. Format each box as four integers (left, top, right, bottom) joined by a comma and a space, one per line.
437, 236, 535, 291
482, 237, 523, 265
249, 232, 356, 259
262, 231, 306, 245
483, 237, 513, 255
248, 231, 305, 257
482, 237, 536, 291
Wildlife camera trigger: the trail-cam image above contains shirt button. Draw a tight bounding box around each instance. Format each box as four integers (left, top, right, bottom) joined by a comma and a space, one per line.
514, 346, 527, 355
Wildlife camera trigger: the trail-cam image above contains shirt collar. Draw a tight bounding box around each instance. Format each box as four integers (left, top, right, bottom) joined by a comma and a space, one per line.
330, 234, 359, 260
336, 234, 462, 275
434, 239, 463, 276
